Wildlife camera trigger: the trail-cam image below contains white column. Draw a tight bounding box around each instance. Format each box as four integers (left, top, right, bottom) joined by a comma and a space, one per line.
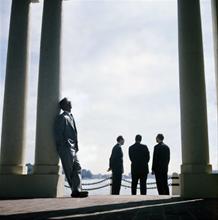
177, 0, 216, 198
178, 0, 212, 174
211, 0, 218, 169
0, 0, 30, 174
33, 0, 62, 174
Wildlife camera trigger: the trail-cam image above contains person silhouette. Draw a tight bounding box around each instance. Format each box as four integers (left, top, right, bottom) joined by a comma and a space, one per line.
54, 97, 88, 198
108, 136, 125, 195
129, 135, 150, 195
152, 134, 170, 195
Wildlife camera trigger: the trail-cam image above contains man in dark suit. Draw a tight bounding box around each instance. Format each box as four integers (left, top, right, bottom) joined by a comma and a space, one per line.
152, 134, 170, 195
108, 136, 125, 195
129, 135, 150, 195
54, 97, 88, 198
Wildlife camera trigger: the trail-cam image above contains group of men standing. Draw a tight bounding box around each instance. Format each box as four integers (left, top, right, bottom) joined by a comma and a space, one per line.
108, 134, 170, 195
54, 97, 170, 197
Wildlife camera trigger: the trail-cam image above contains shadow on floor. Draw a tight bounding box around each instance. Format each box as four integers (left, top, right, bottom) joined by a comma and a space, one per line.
0, 198, 218, 220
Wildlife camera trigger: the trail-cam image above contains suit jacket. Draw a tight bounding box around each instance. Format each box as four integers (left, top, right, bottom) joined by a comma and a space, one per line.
109, 144, 124, 174
152, 142, 170, 174
54, 111, 78, 154
129, 143, 150, 174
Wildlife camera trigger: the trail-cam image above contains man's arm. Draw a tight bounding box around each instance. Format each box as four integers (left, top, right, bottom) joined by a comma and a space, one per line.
166, 146, 170, 165
72, 117, 79, 152
151, 147, 157, 174
109, 146, 121, 169
145, 146, 150, 163
147, 148, 150, 163
129, 147, 133, 162
109, 147, 115, 171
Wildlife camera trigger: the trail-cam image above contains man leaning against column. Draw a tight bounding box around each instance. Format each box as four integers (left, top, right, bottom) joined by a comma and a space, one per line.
54, 97, 88, 198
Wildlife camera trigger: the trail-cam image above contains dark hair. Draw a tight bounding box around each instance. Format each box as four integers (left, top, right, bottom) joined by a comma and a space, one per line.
135, 134, 142, 142
117, 135, 124, 142
59, 97, 68, 110
157, 133, 164, 141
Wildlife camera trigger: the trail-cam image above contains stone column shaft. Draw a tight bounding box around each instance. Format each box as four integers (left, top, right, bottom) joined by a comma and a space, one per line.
211, 0, 218, 101
0, 0, 30, 174
211, 0, 218, 169
178, 0, 211, 174
33, 0, 62, 174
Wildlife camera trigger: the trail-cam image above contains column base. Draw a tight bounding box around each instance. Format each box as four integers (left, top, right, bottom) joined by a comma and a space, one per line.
181, 163, 212, 173
0, 174, 65, 198
0, 164, 27, 174
33, 164, 62, 174
180, 173, 218, 198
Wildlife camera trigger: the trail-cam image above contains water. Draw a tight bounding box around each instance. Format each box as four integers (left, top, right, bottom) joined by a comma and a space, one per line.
65, 178, 172, 196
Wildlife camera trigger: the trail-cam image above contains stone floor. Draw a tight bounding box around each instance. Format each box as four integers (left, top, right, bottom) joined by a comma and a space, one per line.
0, 195, 218, 220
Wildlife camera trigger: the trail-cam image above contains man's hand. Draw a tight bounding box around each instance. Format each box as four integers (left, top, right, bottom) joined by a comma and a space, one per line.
75, 142, 79, 152
107, 168, 111, 172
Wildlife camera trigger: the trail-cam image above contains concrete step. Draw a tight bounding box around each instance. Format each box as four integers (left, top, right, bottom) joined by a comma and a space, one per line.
0, 195, 217, 220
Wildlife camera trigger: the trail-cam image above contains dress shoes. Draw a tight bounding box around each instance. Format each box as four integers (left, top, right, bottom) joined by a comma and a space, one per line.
71, 191, 88, 198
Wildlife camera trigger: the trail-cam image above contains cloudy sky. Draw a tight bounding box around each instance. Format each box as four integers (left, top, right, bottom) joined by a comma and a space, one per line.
0, 0, 217, 175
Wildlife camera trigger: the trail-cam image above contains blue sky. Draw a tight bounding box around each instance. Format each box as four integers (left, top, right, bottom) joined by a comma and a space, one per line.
0, 0, 217, 175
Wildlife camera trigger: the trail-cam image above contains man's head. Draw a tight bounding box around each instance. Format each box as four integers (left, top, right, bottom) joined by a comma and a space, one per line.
59, 97, 72, 112
156, 133, 164, 143
117, 135, 125, 145
135, 134, 142, 143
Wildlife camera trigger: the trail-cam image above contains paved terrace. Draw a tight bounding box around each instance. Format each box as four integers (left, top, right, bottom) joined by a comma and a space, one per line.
0, 195, 218, 220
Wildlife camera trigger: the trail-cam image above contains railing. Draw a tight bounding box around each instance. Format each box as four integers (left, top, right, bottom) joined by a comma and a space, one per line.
80, 177, 111, 191
65, 173, 180, 195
